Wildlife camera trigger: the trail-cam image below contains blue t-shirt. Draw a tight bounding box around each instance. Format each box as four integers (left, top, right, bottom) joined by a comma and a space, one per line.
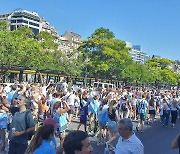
0, 110, 8, 129
33, 140, 56, 154
10, 110, 35, 144
138, 99, 148, 114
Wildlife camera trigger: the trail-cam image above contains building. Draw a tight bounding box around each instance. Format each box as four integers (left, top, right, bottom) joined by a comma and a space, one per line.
61, 31, 83, 49
0, 9, 40, 35
133, 45, 142, 51
126, 42, 150, 64
0, 9, 58, 36
40, 17, 59, 37
152, 55, 161, 59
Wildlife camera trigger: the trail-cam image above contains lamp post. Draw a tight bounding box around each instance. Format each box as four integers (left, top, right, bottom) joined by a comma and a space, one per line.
84, 57, 89, 88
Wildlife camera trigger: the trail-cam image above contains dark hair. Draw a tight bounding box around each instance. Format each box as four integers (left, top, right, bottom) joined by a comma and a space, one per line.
63, 130, 88, 154
25, 124, 54, 154
119, 118, 133, 132
149, 98, 154, 106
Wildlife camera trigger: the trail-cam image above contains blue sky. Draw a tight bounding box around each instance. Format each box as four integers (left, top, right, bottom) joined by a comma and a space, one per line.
1, 0, 180, 60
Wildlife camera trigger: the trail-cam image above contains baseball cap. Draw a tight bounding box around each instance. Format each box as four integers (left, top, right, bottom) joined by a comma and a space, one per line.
43, 118, 59, 130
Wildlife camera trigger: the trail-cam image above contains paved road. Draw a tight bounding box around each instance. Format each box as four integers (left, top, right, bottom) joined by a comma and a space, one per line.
65, 117, 180, 154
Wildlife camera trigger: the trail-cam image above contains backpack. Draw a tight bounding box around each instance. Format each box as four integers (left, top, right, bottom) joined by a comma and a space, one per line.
121, 103, 128, 111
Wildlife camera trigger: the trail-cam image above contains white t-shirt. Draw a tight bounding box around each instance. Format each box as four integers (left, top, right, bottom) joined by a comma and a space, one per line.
61, 82, 68, 92
66, 93, 77, 106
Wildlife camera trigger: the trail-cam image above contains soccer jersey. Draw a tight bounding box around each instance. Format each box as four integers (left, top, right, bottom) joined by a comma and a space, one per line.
138, 99, 148, 114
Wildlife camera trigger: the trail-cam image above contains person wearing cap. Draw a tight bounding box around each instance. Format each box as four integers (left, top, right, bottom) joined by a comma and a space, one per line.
43, 118, 59, 150
25, 124, 56, 154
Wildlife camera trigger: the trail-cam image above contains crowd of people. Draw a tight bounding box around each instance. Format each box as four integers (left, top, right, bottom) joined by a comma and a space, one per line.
0, 79, 179, 154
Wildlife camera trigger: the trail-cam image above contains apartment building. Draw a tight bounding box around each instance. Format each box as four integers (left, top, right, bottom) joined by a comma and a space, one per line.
0, 9, 58, 36
126, 42, 150, 64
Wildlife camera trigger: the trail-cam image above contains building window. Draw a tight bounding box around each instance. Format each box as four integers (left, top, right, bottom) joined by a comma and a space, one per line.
10, 25, 16, 31
31, 28, 39, 35
29, 22, 39, 27
11, 20, 16, 23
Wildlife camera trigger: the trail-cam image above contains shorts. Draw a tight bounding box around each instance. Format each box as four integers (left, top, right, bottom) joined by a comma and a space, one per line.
59, 124, 68, 133
132, 105, 136, 111
107, 119, 118, 132
67, 105, 75, 114
140, 113, 146, 121
149, 110, 155, 115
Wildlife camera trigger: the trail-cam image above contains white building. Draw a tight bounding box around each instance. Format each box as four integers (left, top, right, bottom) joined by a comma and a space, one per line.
0, 9, 58, 36
126, 41, 150, 64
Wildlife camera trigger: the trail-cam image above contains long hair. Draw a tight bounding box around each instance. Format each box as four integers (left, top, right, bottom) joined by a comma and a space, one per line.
108, 100, 116, 115
25, 124, 54, 154
149, 98, 154, 107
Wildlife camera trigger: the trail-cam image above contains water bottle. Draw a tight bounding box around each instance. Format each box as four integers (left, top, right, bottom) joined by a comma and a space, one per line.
12, 128, 15, 136
104, 143, 109, 154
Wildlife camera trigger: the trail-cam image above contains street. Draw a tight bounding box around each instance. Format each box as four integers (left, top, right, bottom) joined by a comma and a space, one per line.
67, 117, 180, 154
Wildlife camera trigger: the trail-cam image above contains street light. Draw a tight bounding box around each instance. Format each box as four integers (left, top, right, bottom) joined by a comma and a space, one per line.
84, 57, 90, 87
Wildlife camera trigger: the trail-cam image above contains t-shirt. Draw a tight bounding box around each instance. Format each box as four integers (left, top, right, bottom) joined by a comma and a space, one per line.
0, 110, 8, 129
33, 140, 56, 154
10, 110, 35, 144
138, 99, 148, 114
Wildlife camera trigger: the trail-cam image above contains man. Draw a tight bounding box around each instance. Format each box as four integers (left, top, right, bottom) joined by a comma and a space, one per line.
61, 79, 68, 93
63, 130, 93, 154
136, 94, 148, 132
8, 95, 35, 154
115, 118, 144, 154
66, 89, 78, 124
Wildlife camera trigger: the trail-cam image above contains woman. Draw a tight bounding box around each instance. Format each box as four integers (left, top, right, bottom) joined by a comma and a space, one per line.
162, 98, 170, 127
74, 92, 80, 119
130, 95, 137, 120
106, 100, 119, 150
97, 99, 109, 146
25, 124, 55, 154
170, 98, 178, 128
120, 95, 131, 119
148, 97, 156, 124
38, 94, 50, 122
52, 98, 70, 145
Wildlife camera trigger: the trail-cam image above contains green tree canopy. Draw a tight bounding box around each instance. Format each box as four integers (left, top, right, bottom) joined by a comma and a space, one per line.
80, 27, 132, 79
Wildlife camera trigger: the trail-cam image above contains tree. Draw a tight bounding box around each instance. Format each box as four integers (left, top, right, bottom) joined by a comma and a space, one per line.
79, 27, 132, 80
160, 69, 178, 85
0, 20, 9, 31
146, 58, 172, 69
